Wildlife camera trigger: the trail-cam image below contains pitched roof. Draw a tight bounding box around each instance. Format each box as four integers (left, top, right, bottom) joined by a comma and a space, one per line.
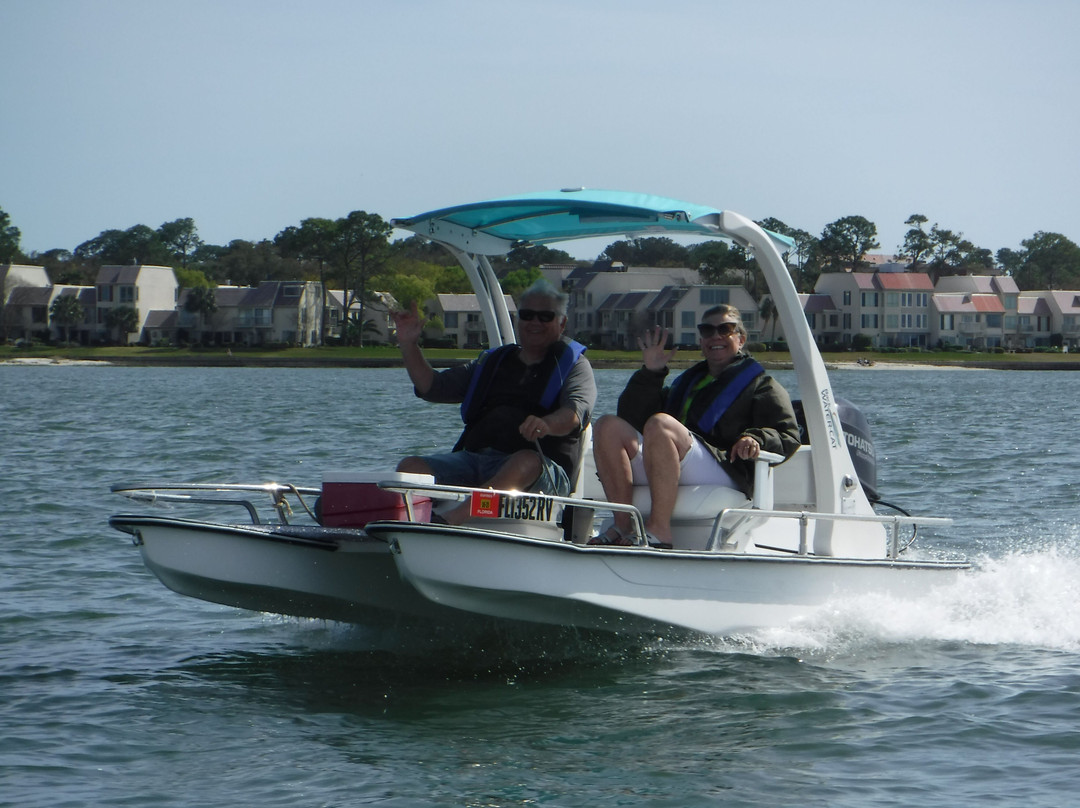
875, 272, 934, 290
435, 293, 516, 312
1017, 296, 1053, 315
932, 294, 968, 313
144, 310, 178, 328
1046, 291, 1080, 312
646, 285, 688, 310
596, 293, 622, 311
932, 293, 1004, 313
991, 275, 1020, 294
970, 294, 1005, 313
7, 286, 52, 305
800, 293, 837, 313
615, 291, 648, 310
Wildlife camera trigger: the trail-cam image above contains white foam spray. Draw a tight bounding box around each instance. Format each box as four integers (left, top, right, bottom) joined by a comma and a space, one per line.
722, 541, 1080, 659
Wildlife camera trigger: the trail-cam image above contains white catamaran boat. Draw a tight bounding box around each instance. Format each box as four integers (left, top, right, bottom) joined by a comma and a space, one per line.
109, 189, 970, 636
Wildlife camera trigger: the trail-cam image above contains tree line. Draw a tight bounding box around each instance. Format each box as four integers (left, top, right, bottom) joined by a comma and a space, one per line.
3, 205, 1079, 315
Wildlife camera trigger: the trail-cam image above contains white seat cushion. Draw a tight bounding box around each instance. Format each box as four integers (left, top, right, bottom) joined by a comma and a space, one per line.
630, 484, 749, 521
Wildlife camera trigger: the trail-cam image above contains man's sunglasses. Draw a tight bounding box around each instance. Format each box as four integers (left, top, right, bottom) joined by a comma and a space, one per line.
697, 322, 740, 338
518, 309, 557, 323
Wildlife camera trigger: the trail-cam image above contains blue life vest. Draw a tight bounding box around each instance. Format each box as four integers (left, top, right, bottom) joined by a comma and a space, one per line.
460, 339, 587, 423
665, 356, 765, 434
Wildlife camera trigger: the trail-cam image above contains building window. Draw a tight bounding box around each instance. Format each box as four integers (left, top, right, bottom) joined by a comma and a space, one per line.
886, 314, 898, 329
843, 313, 851, 330
940, 314, 954, 330
283, 284, 301, 297
699, 288, 729, 305
861, 292, 879, 307
98, 285, 113, 302
885, 292, 898, 307
681, 310, 695, 327
842, 291, 851, 306
444, 312, 458, 328
119, 286, 135, 303
861, 314, 879, 328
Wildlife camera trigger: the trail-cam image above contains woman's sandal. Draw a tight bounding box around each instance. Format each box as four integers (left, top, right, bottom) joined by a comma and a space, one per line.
645, 533, 673, 550
588, 526, 634, 546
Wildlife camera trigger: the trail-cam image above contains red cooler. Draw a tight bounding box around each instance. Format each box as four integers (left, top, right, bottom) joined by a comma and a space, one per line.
320, 471, 433, 528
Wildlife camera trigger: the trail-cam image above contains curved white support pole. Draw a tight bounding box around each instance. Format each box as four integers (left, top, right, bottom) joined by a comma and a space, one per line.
719, 211, 880, 556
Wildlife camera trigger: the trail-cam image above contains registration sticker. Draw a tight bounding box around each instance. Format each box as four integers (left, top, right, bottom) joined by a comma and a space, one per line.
470, 491, 500, 518
469, 492, 555, 522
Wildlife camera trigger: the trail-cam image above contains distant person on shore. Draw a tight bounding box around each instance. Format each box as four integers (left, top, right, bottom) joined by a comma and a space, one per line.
393, 280, 596, 525
591, 305, 801, 548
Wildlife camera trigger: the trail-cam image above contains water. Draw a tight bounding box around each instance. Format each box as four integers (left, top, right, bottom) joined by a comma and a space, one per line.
2, 364, 1079, 807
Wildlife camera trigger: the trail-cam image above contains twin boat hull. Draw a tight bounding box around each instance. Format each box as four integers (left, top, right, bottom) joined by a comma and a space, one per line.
111, 513, 969, 637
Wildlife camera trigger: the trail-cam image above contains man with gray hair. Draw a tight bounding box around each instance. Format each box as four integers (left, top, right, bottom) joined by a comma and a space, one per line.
394, 280, 596, 525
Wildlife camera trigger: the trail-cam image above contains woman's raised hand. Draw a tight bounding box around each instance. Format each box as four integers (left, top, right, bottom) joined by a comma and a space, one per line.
638, 326, 677, 372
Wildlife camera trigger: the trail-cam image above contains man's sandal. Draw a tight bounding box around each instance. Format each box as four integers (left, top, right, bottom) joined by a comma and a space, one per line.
588, 526, 634, 546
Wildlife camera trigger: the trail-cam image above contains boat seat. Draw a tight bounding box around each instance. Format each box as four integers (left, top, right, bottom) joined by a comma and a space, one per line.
626, 450, 803, 550
630, 484, 748, 521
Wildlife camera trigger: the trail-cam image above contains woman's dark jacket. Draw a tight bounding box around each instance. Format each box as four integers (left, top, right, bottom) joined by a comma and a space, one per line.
616, 353, 801, 495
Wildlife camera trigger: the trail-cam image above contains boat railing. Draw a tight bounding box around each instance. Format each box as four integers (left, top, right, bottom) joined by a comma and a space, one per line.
710, 506, 953, 559
382, 480, 953, 559
378, 480, 651, 545
110, 482, 321, 525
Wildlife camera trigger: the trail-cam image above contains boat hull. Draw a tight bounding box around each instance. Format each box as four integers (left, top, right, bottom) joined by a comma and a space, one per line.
109, 515, 455, 626
367, 521, 970, 636
108, 513, 969, 638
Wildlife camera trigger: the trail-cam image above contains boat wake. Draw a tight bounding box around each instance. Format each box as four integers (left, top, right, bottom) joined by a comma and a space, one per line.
720, 541, 1080, 658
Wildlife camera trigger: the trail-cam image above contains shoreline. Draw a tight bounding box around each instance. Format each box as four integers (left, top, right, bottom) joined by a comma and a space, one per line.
3, 356, 1079, 371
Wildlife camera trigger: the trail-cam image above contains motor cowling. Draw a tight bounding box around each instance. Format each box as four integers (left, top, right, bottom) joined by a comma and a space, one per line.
791, 397, 878, 502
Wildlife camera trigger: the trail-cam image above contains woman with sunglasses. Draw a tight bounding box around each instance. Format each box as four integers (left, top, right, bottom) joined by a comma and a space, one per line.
393, 280, 596, 525
591, 304, 800, 548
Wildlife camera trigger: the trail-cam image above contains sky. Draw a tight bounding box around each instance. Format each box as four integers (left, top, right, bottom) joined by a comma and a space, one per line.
2, 0, 1078, 262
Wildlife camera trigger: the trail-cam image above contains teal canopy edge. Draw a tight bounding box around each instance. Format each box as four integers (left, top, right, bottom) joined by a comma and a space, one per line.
392, 189, 796, 252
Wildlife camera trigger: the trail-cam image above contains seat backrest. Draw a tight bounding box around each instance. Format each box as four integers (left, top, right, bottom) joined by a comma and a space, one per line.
770, 444, 814, 508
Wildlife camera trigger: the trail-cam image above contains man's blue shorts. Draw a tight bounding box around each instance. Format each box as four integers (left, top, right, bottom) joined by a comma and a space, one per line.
421, 448, 570, 496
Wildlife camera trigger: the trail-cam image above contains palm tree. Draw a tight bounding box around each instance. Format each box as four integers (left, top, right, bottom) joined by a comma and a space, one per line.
49, 294, 84, 343
183, 285, 218, 343
105, 306, 140, 344
759, 297, 779, 344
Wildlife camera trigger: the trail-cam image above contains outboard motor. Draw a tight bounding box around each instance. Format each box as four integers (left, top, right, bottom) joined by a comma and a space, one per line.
792, 397, 878, 502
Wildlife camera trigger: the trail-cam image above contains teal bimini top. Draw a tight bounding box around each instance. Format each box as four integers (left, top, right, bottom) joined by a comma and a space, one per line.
391, 188, 794, 255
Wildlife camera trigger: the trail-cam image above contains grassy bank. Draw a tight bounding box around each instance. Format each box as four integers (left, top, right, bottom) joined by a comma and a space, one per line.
3, 343, 1079, 370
